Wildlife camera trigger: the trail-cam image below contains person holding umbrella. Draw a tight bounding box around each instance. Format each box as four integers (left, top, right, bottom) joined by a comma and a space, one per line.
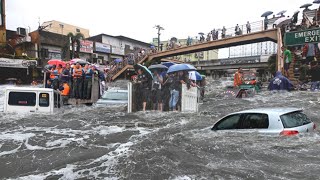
151, 70, 164, 111
135, 65, 152, 112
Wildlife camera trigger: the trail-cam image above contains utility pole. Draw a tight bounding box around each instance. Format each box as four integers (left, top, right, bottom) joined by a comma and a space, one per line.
154, 25, 164, 51
0, 0, 6, 47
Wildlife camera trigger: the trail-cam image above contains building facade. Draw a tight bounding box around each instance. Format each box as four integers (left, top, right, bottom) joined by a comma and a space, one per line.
154, 38, 219, 62
41, 20, 90, 38
87, 34, 150, 63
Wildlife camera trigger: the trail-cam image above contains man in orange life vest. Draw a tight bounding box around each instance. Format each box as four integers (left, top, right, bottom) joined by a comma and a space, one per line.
72, 62, 84, 99
234, 67, 244, 88
59, 81, 70, 104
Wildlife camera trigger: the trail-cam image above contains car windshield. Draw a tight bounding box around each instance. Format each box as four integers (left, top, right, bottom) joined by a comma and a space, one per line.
102, 91, 127, 100
280, 111, 312, 128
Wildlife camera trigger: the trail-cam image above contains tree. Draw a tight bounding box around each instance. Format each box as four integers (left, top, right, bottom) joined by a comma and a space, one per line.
67, 32, 84, 59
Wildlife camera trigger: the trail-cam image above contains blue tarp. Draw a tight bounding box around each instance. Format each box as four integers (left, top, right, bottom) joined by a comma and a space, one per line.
268, 71, 293, 91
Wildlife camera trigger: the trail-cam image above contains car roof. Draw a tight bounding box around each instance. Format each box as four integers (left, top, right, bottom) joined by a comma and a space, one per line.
232, 107, 302, 116
106, 88, 128, 93
5, 87, 55, 92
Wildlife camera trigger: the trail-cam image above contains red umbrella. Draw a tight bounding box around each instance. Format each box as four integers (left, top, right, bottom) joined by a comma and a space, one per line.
47, 59, 66, 67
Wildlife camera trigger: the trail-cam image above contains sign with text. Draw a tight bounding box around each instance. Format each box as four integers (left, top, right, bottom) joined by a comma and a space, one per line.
80, 40, 93, 53
111, 46, 124, 55
95, 42, 111, 53
284, 28, 320, 46
0, 58, 37, 68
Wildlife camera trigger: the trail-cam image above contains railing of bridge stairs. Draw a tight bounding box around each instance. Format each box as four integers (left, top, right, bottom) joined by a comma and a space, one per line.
108, 10, 318, 80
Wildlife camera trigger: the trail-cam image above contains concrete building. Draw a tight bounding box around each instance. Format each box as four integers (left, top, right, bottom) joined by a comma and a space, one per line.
87, 34, 150, 63
154, 38, 219, 62
41, 20, 90, 38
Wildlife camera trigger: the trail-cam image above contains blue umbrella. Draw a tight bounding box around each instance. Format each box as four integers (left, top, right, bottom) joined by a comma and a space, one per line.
134, 64, 153, 79
189, 71, 203, 81
114, 58, 123, 63
167, 64, 196, 74
161, 62, 176, 68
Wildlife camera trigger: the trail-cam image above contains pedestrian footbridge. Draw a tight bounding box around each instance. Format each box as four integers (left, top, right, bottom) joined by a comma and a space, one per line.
110, 28, 281, 81
145, 29, 278, 63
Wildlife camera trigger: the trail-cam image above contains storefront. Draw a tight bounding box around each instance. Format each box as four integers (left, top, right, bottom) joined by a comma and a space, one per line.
95, 42, 111, 64
111, 46, 125, 62
42, 45, 62, 60
0, 58, 39, 84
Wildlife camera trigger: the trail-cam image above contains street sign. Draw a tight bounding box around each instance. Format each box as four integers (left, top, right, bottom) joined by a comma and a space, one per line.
284, 28, 320, 46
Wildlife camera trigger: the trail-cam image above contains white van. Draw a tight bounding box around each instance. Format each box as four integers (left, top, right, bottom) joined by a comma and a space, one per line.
3, 87, 62, 114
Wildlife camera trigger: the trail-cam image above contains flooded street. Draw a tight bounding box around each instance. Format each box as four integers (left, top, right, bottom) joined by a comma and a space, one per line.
0, 80, 320, 180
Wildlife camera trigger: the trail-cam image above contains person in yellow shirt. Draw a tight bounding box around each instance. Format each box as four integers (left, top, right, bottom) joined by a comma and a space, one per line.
234, 67, 244, 88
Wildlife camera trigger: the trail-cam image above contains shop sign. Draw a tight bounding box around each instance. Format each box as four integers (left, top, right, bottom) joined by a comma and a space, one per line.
0, 58, 37, 68
95, 42, 111, 53
80, 40, 93, 53
111, 46, 124, 55
284, 28, 320, 46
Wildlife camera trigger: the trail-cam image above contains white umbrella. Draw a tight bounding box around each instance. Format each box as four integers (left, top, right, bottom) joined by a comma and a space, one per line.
274, 17, 292, 27
188, 71, 202, 81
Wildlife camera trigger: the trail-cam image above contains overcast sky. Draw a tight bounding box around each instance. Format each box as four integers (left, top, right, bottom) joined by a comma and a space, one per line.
6, 0, 317, 44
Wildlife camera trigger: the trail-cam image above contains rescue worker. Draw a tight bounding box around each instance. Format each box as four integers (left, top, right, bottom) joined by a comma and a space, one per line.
83, 64, 94, 99
72, 63, 84, 99
234, 67, 243, 88
49, 65, 59, 89
59, 81, 70, 104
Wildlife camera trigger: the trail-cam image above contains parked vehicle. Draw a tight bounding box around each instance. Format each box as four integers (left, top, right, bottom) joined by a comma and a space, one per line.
3, 87, 62, 114
211, 108, 316, 136
96, 88, 128, 106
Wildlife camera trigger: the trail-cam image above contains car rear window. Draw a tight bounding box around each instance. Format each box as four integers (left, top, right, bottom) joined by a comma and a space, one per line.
102, 91, 127, 100
280, 111, 312, 128
8, 92, 36, 106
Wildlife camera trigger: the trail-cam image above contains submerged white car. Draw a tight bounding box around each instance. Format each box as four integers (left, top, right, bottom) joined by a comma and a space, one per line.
96, 88, 128, 106
211, 108, 316, 136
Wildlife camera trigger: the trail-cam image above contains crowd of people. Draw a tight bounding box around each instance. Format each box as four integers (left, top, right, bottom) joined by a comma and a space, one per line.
45, 62, 107, 103
132, 67, 206, 112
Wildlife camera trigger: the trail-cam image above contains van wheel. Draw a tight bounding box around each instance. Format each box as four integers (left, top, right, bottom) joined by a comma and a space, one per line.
85, 103, 93, 106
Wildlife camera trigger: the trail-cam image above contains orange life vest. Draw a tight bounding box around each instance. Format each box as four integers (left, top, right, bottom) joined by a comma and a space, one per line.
234, 72, 243, 87
50, 68, 62, 79
61, 83, 70, 96
73, 67, 83, 78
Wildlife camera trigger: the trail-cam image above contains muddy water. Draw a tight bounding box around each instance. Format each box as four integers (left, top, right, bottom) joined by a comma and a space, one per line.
0, 80, 319, 180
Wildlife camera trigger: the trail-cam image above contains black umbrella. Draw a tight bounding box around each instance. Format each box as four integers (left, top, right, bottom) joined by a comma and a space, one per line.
148, 64, 168, 71
261, 11, 273, 17
134, 64, 153, 79
300, 3, 312, 8
314, 0, 320, 3
198, 32, 205, 36
277, 10, 287, 15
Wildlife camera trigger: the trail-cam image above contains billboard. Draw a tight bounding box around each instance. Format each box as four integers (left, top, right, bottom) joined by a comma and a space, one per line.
111, 46, 124, 55
80, 40, 93, 53
95, 42, 111, 53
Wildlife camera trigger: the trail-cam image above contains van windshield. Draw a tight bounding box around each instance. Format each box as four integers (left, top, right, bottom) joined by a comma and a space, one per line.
280, 111, 312, 128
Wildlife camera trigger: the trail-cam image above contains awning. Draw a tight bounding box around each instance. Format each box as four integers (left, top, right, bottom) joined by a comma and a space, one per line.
0, 58, 37, 69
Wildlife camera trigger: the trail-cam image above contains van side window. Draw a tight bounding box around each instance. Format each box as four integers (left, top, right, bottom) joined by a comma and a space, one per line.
8, 92, 36, 106
240, 113, 269, 129
39, 93, 49, 107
